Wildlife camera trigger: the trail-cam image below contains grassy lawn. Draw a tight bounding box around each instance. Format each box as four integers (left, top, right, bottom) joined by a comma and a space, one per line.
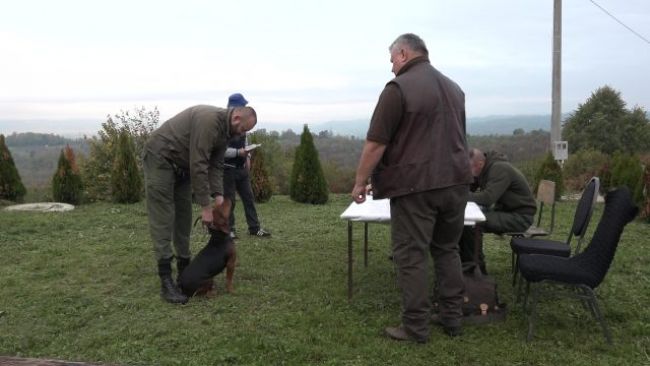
0, 195, 648, 365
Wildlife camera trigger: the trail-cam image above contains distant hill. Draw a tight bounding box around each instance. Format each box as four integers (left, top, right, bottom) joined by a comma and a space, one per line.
299, 115, 558, 138
1, 113, 566, 140
5, 133, 88, 188
312, 119, 370, 138
0, 119, 101, 138
468, 115, 554, 136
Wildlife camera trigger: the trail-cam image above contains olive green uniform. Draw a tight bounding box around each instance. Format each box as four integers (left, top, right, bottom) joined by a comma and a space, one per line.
460, 152, 537, 265
144, 105, 232, 262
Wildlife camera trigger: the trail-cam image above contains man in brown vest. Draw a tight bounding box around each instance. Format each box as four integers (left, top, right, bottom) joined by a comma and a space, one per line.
351, 33, 472, 342
144, 105, 257, 304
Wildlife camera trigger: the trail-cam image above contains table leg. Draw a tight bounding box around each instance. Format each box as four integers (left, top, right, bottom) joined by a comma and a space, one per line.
348, 220, 353, 300
364, 222, 368, 267
473, 225, 484, 272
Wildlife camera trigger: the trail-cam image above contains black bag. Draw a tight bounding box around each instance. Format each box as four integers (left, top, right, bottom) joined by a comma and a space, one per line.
460, 261, 507, 324
433, 227, 507, 324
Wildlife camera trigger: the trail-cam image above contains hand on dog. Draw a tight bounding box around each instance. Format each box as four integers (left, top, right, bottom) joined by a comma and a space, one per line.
200, 195, 225, 229
201, 206, 214, 229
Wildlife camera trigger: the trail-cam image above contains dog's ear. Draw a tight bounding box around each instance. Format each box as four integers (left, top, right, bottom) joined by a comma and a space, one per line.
221, 198, 232, 218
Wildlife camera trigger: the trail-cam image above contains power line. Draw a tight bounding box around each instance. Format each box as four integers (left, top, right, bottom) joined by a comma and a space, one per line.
588, 0, 650, 45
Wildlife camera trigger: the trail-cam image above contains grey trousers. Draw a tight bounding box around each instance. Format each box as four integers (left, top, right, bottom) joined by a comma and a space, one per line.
390, 185, 469, 341
143, 150, 192, 262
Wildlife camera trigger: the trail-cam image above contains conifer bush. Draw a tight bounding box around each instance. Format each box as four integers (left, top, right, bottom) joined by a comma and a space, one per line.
249, 134, 273, 203
608, 153, 644, 205
0, 134, 26, 202
52, 145, 83, 204
638, 156, 650, 222
81, 107, 157, 202
111, 129, 142, 203
289, 125, 329, 204
563, 149, 610, 192
534, 152, 564, 200
641, 161, 650, 223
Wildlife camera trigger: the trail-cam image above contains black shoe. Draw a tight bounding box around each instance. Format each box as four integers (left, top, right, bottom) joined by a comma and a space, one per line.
443, 325, 463, 337
250, 228, 271, 237
160, 276, 188, 304
431, 313, 463, 337
384, 325, 427, 344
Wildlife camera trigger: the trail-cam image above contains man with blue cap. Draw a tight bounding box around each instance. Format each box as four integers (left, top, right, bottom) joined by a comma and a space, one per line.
223, 93, 271, 238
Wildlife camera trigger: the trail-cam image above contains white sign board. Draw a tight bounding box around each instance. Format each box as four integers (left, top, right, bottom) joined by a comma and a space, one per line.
553, 141, 568, 161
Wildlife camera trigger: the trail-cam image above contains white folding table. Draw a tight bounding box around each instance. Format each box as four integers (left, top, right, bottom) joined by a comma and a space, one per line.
340, 199, 486, 299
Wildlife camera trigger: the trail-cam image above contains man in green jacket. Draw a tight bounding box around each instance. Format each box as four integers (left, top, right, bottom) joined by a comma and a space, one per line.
143, 105, 257, 304
461, 148, 536, 272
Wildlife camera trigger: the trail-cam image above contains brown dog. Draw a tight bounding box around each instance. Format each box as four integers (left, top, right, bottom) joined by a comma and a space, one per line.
178, 198, 237, 297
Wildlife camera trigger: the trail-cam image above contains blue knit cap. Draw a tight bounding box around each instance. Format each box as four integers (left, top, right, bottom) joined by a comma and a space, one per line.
227, 93, 248, 107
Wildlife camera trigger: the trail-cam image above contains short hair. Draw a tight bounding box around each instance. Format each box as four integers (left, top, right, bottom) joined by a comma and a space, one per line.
233, 106, 257, 120
389, 33, 429, 57
469, 148, 485, 162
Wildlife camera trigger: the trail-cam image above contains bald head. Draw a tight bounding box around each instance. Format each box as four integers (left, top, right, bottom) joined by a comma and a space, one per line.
469, 148, 486, 177
230, 106, 257, 136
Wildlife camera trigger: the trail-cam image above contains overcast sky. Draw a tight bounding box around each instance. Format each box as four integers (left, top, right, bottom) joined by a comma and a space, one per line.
1, 0, 649, 135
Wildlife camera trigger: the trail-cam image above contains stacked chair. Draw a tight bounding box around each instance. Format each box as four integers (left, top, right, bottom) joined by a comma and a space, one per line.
517, 186, 638, 344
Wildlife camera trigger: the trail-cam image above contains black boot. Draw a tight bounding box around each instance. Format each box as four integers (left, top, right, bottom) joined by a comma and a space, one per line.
160, 276, 188, 304
158, 258, 188, 304
176, 256, 191, 284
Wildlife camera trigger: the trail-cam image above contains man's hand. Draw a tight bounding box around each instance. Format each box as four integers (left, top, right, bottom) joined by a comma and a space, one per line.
214, 195, 224, 206
351, 183, 369, 204
351, 140, 386, 204
201, 205, 214, 228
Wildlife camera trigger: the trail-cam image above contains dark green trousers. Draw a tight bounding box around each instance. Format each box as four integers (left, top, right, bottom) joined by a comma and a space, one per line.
459, 210, 533, 266
143, 150, 193, 262
390, 185, 468, 341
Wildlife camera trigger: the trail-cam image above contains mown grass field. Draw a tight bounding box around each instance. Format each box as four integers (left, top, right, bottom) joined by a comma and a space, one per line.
0, 195, 648, 365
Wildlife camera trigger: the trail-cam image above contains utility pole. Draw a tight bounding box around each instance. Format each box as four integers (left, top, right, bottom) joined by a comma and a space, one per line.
551, 0, 567, 162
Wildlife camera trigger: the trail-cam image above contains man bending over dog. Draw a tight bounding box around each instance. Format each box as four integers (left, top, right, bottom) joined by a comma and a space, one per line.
143, 105, 256, 304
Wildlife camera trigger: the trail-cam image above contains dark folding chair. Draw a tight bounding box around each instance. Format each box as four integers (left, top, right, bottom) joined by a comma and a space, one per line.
518, 187, 638, 344
510, 177, 599, 286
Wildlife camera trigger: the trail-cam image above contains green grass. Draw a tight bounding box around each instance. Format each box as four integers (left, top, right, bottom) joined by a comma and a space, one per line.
0, 195, 649, 365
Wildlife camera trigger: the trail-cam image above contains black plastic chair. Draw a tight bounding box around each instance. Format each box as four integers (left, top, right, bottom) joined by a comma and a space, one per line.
510, 177, 600, 286
518, 187, 638, 344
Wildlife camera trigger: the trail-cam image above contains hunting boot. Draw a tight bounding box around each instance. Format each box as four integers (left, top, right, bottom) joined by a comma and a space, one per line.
158, 258, 188, 304
176, 256, 191, 285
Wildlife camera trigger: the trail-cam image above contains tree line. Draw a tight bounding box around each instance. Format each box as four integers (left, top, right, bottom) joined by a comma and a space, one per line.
2, 85, 649, 220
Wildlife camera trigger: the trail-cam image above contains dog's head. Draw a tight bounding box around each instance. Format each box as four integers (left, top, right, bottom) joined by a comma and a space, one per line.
211, 198, 232, 234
